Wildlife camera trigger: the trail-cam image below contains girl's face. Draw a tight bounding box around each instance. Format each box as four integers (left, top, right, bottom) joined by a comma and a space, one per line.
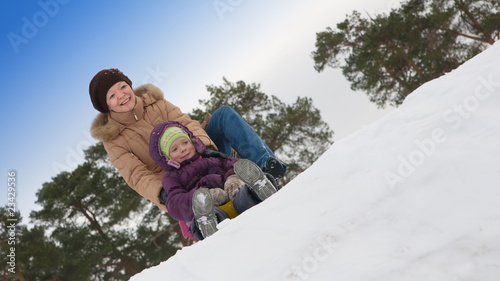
106, 81, 136, 113
169, 137, 196, 163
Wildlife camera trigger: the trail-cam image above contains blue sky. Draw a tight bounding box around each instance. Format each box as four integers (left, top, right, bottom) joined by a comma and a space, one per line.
1, 0, 396, 220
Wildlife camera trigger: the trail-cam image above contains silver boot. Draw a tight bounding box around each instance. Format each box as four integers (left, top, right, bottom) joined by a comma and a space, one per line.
234, 159, 277, 201
192, 188, 218, 239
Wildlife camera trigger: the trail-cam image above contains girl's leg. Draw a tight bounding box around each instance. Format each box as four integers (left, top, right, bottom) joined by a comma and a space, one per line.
233, 173, 278, 214
232, 185, 261, 214
190, 206, 230, 241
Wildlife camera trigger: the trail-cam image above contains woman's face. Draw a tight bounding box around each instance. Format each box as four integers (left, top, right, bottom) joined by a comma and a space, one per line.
106, 81, 136, 113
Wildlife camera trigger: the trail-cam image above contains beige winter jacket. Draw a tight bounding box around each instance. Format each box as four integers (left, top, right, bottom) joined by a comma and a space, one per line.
90, 84, 215, 212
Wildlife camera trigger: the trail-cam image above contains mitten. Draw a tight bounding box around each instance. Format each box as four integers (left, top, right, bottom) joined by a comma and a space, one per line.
224, 174, 245, 201
208, 188, 229, 206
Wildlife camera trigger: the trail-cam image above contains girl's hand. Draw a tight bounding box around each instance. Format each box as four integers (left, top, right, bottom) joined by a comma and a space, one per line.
224, 175, 245, 201
208, 187, 229, 206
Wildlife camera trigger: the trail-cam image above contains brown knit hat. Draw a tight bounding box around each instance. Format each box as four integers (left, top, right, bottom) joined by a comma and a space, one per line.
89, 68, 133, 113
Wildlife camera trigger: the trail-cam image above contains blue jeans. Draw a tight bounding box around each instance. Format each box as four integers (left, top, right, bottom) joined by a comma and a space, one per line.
205, 106, 277, 169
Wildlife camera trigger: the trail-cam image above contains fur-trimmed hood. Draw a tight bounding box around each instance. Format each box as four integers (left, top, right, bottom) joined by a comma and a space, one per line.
90, 84, 164, 142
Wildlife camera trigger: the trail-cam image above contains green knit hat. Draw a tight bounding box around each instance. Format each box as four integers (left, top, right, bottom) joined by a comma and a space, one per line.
159, 127, 191, 159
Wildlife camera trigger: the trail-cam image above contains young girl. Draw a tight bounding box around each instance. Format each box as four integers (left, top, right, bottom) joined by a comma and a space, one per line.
149, 121, 279, 240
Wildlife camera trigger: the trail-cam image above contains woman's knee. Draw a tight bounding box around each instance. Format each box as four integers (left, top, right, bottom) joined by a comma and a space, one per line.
212, 105, 237, 118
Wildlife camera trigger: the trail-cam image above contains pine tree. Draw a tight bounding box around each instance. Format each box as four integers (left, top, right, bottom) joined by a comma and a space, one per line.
312, 0, 499, 108
2, 143, 181, 281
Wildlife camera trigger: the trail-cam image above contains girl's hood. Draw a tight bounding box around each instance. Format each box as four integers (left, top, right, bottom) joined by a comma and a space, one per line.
149, 121, 207, 171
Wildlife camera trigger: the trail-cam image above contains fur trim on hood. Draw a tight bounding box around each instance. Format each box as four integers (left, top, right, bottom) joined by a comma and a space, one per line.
90, 84, 164, 142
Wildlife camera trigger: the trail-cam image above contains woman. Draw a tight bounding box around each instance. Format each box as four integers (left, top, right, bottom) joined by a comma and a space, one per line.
89, 68, 285, 212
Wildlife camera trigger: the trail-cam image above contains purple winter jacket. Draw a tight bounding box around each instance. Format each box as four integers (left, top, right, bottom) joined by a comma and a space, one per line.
149, 121, 238, 222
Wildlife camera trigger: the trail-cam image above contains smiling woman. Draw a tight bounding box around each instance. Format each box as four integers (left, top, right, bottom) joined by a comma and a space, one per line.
88, 68, 217, 213
106, 81, 137, 113
87, 68, 286, 218
89, 69, 135, 114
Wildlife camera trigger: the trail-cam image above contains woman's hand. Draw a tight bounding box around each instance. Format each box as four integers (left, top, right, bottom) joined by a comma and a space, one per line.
201, 147, 228, 159
159, 189, 168, 204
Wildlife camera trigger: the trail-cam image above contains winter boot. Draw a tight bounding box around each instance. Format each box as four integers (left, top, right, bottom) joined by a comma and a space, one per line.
263, 157, 286, 181
192, 188, 218, 239
234, 159, 277, 201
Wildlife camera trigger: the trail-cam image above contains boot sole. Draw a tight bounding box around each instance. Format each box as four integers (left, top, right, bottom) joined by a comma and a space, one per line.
234, 159, 277, 201
192, 188, 218, 238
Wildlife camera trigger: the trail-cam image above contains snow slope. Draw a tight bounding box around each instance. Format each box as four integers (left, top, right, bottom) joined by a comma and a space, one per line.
130, 41, 500, 281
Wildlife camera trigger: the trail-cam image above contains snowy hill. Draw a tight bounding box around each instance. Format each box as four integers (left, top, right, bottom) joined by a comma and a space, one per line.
129, 42, 500, 281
